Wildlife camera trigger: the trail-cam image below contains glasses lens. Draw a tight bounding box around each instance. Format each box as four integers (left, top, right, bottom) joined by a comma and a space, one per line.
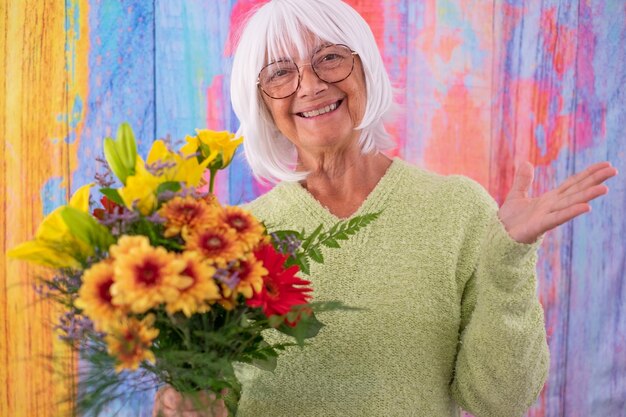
312, 44, 354, 83
258, 60, 299, 99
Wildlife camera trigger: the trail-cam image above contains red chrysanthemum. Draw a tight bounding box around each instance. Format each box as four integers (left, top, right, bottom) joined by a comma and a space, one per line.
246, 244, 312, 317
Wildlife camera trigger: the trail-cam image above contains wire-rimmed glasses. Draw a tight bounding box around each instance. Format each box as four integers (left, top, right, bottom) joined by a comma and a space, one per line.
257, 44, 358, 99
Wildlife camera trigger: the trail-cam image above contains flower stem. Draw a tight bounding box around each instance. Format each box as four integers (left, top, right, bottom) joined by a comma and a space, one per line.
209, 168, 218, 194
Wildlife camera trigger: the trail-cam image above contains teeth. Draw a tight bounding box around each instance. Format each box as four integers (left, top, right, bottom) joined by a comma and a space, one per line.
301, 102, 338, 118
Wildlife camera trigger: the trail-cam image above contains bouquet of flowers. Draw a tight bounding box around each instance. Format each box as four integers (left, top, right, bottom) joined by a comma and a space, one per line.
8, 123, 378, 416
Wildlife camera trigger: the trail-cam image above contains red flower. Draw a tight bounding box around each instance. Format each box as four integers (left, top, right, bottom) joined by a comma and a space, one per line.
246, 244, 312, 317
93, 196, 125, 219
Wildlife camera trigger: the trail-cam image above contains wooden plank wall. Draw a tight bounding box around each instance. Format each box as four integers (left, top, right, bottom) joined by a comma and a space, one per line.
1, 1, 624, 416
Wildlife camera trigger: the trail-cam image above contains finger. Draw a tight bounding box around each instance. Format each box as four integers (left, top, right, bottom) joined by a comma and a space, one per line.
507, 161, 534, 200
557, 162, 613, 196
552, 184, 609, 212
160, 386, 180, 409
544, 203, 591, 230
560, 166, 618, 199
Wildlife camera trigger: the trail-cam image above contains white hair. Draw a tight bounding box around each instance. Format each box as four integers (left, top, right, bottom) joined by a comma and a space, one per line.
230, 0, 396, 184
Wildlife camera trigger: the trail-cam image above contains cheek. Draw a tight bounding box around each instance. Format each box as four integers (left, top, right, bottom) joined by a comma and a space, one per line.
348, 87, 367, 127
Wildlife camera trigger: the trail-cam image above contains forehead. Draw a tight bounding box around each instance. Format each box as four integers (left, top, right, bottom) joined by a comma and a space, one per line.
265, 31, 329, 63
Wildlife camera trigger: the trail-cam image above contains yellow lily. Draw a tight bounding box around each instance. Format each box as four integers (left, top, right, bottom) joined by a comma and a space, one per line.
147, 140, 211, 186
8, 184, 95, 268
118, 156, 162, 215
191, 129, 243, 169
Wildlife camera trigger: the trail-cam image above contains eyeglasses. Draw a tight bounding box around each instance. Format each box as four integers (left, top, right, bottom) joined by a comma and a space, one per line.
257, 44, 358, 100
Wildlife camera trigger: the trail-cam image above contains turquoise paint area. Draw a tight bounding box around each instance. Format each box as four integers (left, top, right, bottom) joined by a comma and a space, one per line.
71, 0, 155, 193
41, 177, 66, 216
70, 94, 83, 129
155, 2, 230, 140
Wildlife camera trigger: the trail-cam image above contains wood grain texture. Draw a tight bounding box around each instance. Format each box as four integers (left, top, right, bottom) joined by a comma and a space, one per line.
2, 1, 76, 416
565, 1, 626, 415
2, 1, 624, 416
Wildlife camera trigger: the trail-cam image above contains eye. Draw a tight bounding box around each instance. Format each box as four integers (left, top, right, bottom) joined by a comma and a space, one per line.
324, 53, 342, 61
263, 62, 297, 84
270, 69, 288, 80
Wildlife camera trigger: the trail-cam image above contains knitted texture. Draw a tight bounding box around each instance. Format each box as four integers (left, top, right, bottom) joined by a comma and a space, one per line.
235, 158, 549, 417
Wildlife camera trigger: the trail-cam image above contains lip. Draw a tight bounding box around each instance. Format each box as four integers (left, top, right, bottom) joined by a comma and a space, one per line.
294, 98, 344, 115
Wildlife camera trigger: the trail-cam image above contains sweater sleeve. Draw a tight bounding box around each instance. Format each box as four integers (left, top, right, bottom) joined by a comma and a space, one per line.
449, 178, 550, 417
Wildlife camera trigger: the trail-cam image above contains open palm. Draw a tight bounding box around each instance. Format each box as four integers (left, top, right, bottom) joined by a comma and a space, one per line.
498, 161, 618, 244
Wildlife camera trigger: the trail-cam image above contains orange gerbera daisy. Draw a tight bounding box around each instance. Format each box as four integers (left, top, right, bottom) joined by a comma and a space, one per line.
220, 206, 265, 251
201, 193, 221, 207
158, 196, 222, 238
110, 245, 191, 314
165, 252, 221, 317
109, 235, 152, 259
228, 252, 268, 299
183, 225, 244, 267
75, 261, 122, 330
105, 314, 159, 372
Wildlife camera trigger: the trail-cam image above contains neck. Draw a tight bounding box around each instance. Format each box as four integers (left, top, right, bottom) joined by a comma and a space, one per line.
296, 147, 393, 218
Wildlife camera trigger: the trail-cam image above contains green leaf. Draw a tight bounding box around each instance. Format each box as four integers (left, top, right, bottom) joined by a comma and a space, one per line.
60, 207, 116, 251
156, 181, 182, 195
116, 122, 138, 171
102, 123, 138, 185
248, 341, 278, 372
297, 255, 310, 275
321, 238, 340, 248
301, 224, 323, 251
99, 188, 124, 206
103, 137, 127, 184
278, 311, 324, 347
309, 246, 324, 264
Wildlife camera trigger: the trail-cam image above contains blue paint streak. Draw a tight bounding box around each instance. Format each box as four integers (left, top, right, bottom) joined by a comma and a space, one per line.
41, 177, 66, 216
534, 124, 547, 157
72, 0, 155, 192
70, 94, 83, 129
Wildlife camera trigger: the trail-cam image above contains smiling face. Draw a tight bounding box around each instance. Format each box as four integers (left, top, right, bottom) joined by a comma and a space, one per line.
260, 39, 367, 155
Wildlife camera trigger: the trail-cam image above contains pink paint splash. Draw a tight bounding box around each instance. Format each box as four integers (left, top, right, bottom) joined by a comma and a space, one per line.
225, 0, 269, 56
574, 0, 607, 151
541, 7, 577, 78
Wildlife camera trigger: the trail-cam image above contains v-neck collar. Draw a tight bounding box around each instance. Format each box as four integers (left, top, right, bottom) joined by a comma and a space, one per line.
279, 157, 406, 225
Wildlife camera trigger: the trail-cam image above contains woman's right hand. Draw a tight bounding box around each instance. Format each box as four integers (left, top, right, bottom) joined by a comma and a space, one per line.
152, 385, 228, 417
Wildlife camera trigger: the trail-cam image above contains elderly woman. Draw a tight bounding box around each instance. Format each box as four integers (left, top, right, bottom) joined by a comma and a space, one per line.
155, 0, 617, 416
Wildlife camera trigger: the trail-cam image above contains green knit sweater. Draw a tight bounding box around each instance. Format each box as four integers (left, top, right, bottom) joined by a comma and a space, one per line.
236, 158, 549, 417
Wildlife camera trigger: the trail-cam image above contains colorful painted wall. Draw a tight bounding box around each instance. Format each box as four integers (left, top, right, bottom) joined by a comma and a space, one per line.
1, 0, 624, 416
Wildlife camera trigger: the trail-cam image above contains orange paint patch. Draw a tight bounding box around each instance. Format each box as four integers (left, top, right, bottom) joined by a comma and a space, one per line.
540, 7, 577, 77
509, 79, 573, 165
424, 79, 490, 186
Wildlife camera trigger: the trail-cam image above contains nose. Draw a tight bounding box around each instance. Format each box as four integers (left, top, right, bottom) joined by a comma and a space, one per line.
297, 63, 328, 97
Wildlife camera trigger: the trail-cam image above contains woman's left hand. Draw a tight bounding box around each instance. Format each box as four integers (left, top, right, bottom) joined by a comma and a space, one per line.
498, 161, 618, 244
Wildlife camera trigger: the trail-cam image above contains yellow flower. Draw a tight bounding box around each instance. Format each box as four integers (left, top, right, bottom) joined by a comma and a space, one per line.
105, 314, 159, 373
165, 252, 221, 317
183, 225, 244, 267
7, 184, 94, 268
110, 243, 191, 314
226, 252, 267, 299
118, 157, 162, 215
221, 206, 265, 251
187, 130, 243, 169
109, 235, 152, 259
147, 140, 211, 186
75, 261, 122, 331
158, 196, 222, 238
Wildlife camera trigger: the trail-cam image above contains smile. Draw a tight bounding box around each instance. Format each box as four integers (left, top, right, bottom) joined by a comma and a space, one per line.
297, 100, 342, 118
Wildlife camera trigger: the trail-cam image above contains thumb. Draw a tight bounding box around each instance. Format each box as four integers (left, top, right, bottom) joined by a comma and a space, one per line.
507, 161, 534, 200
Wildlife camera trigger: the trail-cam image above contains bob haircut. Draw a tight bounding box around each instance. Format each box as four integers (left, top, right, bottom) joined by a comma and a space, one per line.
230, 0, 396, 184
